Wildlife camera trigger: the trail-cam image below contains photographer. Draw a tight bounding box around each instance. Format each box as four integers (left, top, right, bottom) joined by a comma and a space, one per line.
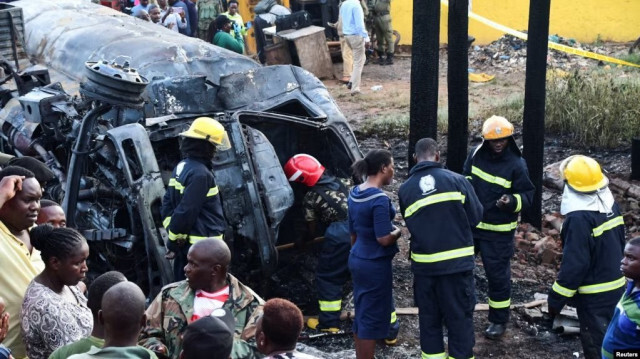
209, 15, 244, 54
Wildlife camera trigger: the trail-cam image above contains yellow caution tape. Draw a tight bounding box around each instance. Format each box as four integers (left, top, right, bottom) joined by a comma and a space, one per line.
469, 72, 495, 82
441, 0, 640, 69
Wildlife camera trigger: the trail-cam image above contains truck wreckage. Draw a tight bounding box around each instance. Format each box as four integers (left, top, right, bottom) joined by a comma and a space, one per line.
0, 0, 361, 297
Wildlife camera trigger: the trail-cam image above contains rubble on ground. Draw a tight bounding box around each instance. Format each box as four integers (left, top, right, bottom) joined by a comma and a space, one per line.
468, 34, 631, 73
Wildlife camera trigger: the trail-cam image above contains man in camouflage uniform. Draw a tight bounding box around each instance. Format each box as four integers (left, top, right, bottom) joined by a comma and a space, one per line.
139, 239, 263, 359
370, 0, 394, 65
197, 0, 222, 41
284, 154, 352, 332
284, 154, 399, 340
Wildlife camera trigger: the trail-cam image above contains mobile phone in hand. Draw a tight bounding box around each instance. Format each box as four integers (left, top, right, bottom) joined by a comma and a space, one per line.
172, 7, 184, 14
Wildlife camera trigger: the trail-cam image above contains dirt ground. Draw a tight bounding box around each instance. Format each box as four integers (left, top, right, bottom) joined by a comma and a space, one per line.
284, 51, 635, 358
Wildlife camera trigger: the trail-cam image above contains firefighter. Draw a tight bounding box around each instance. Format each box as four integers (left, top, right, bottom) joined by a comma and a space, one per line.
462, 115, 535, 339
283, 154, 400, 341
399, 138, 483, 359
161, 117, 231, 281
548, 155, 625, 359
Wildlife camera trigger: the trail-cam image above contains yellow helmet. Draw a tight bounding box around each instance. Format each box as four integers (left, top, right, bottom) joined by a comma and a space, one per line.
561, 155, 608, 193
180, 117, 231, 150
482, 116, 514, 140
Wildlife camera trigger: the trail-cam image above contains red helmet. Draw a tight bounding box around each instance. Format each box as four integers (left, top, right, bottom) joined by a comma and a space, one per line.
284, 154, 325, 187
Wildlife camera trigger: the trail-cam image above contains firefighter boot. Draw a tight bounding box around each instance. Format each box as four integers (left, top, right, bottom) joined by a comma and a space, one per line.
376, 50, 385, 65
306, 317, 340, 333
484, 322, 506, 339
385, 52, 394, 65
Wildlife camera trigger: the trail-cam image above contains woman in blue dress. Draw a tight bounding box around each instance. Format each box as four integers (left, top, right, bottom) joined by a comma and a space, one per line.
348, 149, 401, 359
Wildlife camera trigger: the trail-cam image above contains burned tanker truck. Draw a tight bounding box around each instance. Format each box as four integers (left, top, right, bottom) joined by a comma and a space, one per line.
0, 0, 361, 297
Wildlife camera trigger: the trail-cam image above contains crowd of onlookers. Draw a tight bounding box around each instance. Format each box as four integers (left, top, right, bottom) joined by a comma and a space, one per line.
0, 153, 318, 359
94, 0, 291, 57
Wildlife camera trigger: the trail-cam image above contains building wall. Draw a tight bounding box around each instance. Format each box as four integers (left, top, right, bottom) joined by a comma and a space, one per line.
391, 0, 640, 45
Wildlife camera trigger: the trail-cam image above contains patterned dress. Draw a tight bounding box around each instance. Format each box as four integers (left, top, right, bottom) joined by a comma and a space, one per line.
21, 281, 93, 359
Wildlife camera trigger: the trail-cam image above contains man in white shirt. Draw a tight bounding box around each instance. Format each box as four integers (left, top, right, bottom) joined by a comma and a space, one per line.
155, 1, 188, 32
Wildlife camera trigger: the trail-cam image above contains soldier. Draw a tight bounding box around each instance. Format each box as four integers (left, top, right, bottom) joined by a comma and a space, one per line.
284, 154, 400, 341
197, 0, 223, 41
370, 0, 393, 65
161, 117, 230, 281
140, 239, 264, 359
549, 155, 625, 359
462, 116, 535, 339
284, 154, 351, 332
399, 138, 483, 359
284, 155, 350, 331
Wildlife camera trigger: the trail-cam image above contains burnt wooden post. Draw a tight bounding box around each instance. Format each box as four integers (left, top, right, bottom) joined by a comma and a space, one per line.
522, 0, 551, 228
446, 0, 469, 174
409, 0, 440, 168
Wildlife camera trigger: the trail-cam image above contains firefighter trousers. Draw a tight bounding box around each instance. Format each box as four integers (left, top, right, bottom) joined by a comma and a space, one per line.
572, 289, 624, 359
316, 221, 352, 328
475, 237, 514, 324
317, 221, 399, 335
414, 271, 476, 359
167, 240, 190, 281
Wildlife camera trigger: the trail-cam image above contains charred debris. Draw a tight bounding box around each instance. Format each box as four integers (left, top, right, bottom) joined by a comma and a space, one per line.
0, 51, 362, 298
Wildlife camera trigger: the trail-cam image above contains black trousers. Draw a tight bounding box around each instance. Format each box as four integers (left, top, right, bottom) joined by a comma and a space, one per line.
475, 237, 514, 324
572, 289, 624, 359
316, 221, 351, 327
414, 270, 476, 359
167, 240, 190, 281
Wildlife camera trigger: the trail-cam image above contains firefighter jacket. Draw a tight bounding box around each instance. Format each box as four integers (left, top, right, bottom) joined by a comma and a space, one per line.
161, 157, 226, 243
547, 203, 626, 312
399, 161, 483, 276
462, 139, 534, 241
139, 274, 264, 359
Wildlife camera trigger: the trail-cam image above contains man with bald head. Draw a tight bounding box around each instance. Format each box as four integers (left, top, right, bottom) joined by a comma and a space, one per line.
140, 239, 264, 359
68, 282, 158, 358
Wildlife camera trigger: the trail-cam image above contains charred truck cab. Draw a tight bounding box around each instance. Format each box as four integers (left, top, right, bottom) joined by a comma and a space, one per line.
0, 1, 361, 297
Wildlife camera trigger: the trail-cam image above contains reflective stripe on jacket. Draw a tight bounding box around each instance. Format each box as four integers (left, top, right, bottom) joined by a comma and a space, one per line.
399, 161, 483, 276
462, 140, 535, 240
547, 203, 626, 312
161, 157, 226, 243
